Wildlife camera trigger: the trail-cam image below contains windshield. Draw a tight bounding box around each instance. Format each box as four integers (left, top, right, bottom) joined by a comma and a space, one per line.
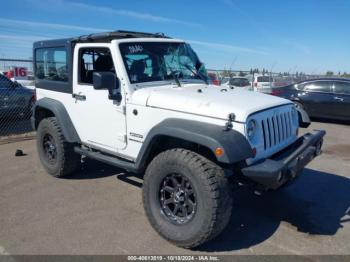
119, 42, 208, 84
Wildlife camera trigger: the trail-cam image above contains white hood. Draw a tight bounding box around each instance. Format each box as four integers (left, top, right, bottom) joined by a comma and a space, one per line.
130, 83, 292, 122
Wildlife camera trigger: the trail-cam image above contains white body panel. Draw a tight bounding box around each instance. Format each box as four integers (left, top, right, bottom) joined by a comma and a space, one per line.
139, 84, 290, 122
71, 43, 127, 152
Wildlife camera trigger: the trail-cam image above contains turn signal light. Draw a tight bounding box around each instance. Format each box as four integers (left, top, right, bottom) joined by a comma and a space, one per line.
215, 147, 224, 157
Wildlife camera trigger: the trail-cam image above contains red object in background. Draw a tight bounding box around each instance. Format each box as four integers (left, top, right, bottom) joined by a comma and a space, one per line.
14, 67, 27, 78
208, 73, 220, 85
270, 89, 283, 96
33, 89, 37, 101
4, 70, 14, 79
3, 67, 27, 80
273, 81, 289, 87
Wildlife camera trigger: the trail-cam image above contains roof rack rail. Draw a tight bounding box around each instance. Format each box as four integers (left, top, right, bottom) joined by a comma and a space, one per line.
72, 30, 170, 43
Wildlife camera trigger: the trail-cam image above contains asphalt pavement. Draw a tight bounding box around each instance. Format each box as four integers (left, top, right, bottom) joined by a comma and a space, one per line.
0, 121, 349, 255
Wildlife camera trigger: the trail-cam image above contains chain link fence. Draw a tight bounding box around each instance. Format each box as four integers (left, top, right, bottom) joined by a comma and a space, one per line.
207, 69, 350, 94
0, 57, 348, 142
0, 58, 35, 143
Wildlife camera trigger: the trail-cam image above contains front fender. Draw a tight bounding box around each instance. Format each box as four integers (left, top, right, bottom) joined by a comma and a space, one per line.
136, 118, 253, 166
296, 107, 311, 128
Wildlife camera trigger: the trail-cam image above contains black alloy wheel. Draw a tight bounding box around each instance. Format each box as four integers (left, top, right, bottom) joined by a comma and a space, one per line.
159, 173, 197, 224
42, 133, 57, 165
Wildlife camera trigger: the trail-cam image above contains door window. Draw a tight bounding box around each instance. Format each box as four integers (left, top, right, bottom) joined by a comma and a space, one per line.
79, 48, 115, 85
304, 81, 332, 93
333, 81, 350, 95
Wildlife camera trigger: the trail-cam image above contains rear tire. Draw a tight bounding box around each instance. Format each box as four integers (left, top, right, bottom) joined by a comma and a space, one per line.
143, 148, 233, 248
37, 117, 81, 177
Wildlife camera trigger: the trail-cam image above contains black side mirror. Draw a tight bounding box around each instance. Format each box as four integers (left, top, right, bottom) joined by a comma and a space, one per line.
93, 72, 121, 101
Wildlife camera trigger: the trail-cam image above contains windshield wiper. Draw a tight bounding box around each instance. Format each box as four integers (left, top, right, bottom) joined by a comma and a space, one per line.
168, 68, 181, 87
181, 63, 208, 85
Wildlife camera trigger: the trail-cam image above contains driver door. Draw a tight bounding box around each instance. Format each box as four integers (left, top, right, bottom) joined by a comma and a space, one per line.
71, 45, 127, 153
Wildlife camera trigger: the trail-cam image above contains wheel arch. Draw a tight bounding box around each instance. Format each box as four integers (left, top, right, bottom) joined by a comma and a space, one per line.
135, 118, 253, 169
32, 98, 81, 143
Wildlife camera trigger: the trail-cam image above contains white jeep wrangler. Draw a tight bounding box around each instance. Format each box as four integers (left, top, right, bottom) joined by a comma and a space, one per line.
32, 30, 325, 248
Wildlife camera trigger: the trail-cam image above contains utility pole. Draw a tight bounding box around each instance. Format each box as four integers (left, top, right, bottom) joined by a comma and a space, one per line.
269, 61, 277, 88
229, 56, 237, 77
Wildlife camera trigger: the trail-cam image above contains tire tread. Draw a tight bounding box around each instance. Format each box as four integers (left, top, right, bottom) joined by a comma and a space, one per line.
143, 148, 232, 248
37, 117, 80, 177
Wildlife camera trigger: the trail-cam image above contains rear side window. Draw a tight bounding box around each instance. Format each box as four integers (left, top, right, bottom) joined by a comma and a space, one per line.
334, 81, 350, 94
35, 47, 68, 82
304, 81, 332, 93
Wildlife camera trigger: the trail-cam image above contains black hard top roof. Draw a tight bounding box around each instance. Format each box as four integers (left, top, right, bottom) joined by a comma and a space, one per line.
33, 30, 171, 48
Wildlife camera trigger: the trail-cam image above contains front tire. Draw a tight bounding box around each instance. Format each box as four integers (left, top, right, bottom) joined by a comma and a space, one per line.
143, 148, 233, 248
37, 117, 81, 177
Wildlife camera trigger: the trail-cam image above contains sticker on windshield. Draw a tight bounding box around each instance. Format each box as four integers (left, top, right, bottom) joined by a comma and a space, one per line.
128, 45, 143, 54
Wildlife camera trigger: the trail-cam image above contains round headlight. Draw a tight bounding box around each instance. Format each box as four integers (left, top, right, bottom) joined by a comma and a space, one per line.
247, 119, 257, 139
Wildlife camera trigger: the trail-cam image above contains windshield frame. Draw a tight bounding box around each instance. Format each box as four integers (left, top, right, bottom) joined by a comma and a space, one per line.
117, 40, 207, 87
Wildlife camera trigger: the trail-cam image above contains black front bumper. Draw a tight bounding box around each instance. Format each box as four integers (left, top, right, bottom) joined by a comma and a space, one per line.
241, 130, 326, 190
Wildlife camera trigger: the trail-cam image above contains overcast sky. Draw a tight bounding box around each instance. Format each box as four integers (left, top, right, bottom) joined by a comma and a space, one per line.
1, 0, 349, 74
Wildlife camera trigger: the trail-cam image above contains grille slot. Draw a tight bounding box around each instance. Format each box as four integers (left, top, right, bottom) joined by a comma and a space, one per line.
260, 109, 294, 150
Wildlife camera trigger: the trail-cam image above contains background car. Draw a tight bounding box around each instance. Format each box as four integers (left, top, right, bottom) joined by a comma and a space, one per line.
0, 73, 35, 119
221, 77, 252, 91
220, 76, 230, 85
272, 76, 293, 87
207, 72, 221, 85
270, 78, 350, 121
253, 74, 273, 93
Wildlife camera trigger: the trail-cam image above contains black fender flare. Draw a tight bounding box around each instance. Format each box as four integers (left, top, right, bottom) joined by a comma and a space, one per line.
296, 107, 311, 128
135, 118, 253, 167
32, 98, 80, 143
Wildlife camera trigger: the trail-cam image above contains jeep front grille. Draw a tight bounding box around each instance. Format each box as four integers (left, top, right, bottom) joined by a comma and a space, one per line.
261, 110, 293, 150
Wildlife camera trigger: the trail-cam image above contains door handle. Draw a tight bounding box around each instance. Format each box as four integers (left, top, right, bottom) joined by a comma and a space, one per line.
72, 93, 86, 101
334, 96, 344, 102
